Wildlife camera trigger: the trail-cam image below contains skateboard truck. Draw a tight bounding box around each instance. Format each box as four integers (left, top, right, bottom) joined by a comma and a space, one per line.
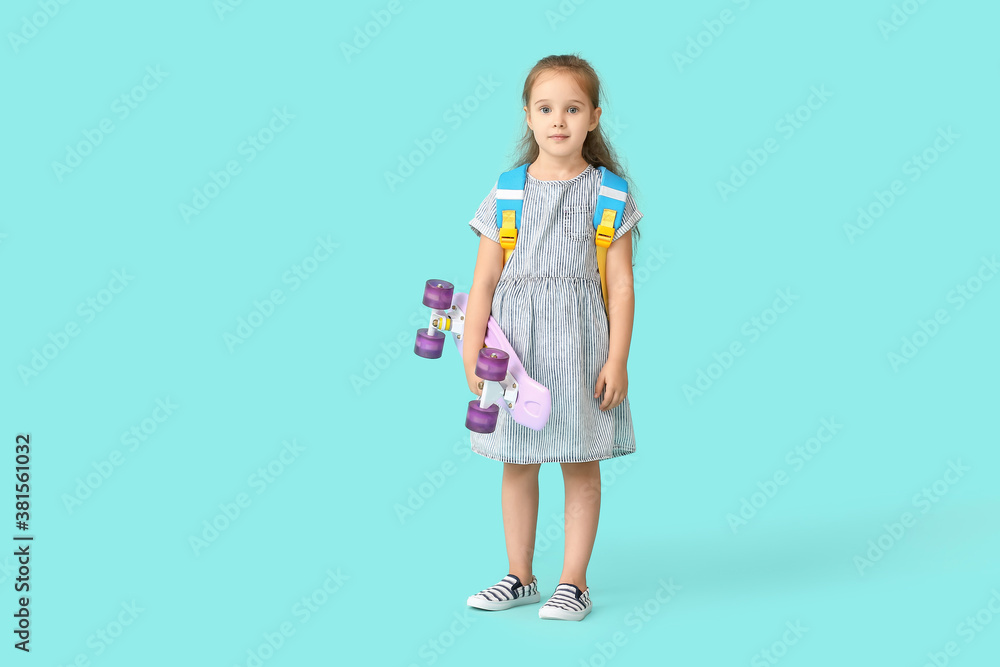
423, 302, 518, 409
474, 349, 519, 411
426, 303, 465, 342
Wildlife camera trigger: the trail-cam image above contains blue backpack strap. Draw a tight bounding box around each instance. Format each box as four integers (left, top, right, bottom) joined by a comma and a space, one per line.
495, 163, 528, 265
593, 166, 628, 317
593, 166, 628, 247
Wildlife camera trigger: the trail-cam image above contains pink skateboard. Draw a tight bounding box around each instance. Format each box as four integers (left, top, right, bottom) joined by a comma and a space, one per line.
414, 279, 551, 433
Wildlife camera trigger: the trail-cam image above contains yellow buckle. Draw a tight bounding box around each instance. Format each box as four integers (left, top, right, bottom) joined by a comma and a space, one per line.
499, 209, 517, 249
595, 209, 616, 248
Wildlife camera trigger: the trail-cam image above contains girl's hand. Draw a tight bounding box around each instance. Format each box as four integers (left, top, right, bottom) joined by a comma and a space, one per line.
465, 363, 484, 397
594, 359, 628, 411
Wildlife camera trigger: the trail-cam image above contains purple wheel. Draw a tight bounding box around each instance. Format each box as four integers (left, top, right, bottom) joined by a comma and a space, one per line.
466, 399, 499, 433
475, 348, 509, 381
414, 329, 446, 359
422, 279, 454, 310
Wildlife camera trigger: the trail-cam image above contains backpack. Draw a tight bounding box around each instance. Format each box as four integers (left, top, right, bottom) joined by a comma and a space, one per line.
495, 163, 628, 317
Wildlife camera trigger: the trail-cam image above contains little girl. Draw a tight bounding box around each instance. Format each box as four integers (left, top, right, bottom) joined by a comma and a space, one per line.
462, 54, 642, 621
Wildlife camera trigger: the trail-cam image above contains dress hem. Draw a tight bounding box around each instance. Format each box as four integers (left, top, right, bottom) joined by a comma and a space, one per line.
470, 445, 635, 465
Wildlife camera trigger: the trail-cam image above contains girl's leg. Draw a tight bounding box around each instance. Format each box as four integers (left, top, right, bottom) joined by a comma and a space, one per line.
502, 462, 541, 583
558, 460, 602, 591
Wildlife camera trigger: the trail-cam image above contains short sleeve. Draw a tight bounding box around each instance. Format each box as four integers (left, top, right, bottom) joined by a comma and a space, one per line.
468, 181, 500, 243
612, 192, 643, 243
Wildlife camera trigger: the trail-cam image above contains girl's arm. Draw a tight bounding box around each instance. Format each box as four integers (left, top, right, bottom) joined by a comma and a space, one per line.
594, 229, 635, 410
605, 229, 635, 365
462, 235, 504, 394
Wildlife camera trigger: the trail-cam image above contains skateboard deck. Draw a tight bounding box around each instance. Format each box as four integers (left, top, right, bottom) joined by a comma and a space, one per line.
414, 279, 551, 432
451, 291, 551, 431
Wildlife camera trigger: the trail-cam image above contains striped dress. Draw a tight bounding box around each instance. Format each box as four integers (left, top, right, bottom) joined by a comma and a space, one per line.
467, 163, 641, 464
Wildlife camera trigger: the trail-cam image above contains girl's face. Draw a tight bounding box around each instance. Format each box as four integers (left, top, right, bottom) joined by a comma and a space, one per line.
524, 70, 601, 163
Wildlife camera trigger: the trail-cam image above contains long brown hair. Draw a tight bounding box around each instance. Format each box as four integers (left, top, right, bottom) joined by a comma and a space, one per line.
509, 54, 641, 250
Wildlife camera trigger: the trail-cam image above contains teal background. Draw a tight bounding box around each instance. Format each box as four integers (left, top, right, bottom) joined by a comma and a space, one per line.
2, 0, 998, 665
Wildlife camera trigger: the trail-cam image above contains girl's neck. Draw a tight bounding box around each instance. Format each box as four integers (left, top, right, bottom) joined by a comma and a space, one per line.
527, 156, 590, 181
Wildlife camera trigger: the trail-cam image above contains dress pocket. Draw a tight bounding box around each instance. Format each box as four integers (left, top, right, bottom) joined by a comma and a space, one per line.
562, 205, 594, 242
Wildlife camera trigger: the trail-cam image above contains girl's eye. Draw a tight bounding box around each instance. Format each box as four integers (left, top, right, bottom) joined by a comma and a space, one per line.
540, 106, 550, 113
569, 107, 579, 113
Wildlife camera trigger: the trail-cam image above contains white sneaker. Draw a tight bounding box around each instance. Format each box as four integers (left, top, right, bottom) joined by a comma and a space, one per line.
538, 583, 592, 621
467, 574, 539, 611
